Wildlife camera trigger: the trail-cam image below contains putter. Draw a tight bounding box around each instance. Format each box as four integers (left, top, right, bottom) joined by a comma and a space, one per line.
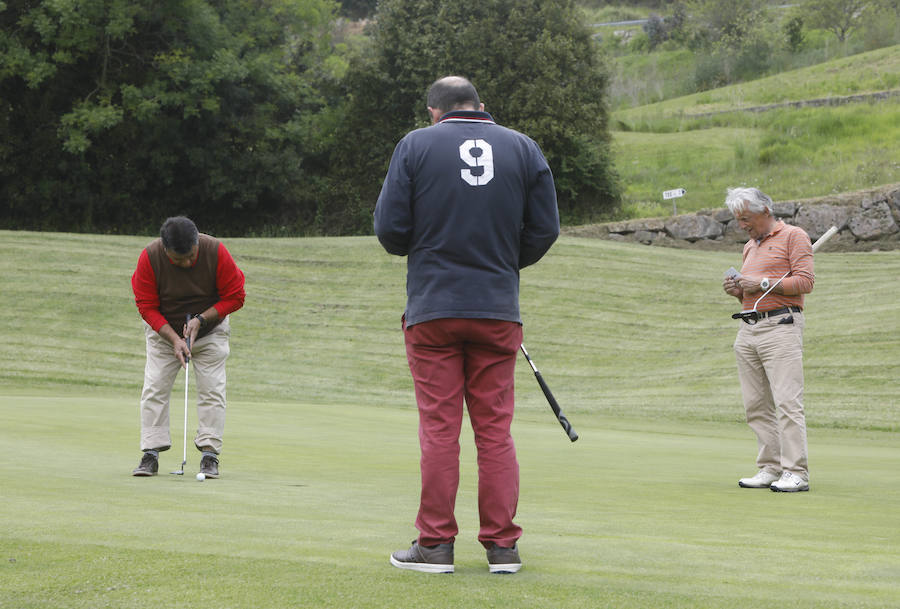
732, 225, 838, 323
171, 314, 191, 475
520, 344, 578, 442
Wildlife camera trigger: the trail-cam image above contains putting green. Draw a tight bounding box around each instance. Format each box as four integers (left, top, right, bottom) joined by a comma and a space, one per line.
2, 394, 898, 608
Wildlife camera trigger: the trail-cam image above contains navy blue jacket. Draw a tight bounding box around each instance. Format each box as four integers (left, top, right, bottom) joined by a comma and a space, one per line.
374, 110, 560, 326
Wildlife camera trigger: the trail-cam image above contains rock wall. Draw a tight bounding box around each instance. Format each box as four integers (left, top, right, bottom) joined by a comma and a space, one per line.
566, 183, 900, 251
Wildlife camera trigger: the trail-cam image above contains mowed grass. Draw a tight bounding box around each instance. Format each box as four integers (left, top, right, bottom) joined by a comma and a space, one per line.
1, 230, 899, 608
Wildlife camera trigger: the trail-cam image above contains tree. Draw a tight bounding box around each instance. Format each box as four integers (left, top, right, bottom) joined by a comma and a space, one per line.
331, 0, 621, 228
337, 0, 377, 19
784, 16, 806, 52
681, 0, 770, 48
801, 0, 873, 42
0, 0, 338, 234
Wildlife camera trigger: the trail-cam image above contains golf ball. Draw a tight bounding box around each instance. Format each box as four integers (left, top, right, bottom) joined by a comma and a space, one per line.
196, 473, 206, 481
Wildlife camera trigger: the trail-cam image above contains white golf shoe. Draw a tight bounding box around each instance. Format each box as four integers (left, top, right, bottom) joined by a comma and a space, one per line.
770, 471, 809, 492
738, 470, 780, 488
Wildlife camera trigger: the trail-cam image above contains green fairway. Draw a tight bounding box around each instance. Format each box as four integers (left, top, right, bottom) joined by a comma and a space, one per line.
1, 231, 898, 608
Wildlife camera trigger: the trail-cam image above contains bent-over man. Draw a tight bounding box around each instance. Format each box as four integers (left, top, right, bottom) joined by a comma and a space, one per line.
131, 216, 245, 478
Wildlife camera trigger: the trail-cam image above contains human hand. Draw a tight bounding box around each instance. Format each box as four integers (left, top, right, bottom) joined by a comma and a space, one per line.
738, 277, 763, 294
723, 277, 743, 297
174, 336, 191, 368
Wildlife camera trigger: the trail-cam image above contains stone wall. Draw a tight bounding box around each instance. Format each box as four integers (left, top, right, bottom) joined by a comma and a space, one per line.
565, 183, 900, 251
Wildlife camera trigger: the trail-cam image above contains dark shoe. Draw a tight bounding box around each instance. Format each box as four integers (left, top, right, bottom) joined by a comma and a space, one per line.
487, 543, 522, 574
199, 454, 219, 478
132, 452, 158, 477
390, 540, 454, 573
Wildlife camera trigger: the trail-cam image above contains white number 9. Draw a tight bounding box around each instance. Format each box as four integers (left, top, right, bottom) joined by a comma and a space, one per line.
459, 139, 493, 186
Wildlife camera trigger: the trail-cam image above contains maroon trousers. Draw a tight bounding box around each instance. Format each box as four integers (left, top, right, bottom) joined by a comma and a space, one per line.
404, 317, 523, 549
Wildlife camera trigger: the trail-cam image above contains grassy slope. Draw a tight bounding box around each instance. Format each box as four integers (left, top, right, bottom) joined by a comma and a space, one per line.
1, 231, 897, 428
615, 45, 900, 121
1, 231, 898, 608
609, 45, 900, 217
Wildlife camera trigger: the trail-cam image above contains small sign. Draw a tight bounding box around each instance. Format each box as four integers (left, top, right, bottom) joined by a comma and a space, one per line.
663, 188, 686, 200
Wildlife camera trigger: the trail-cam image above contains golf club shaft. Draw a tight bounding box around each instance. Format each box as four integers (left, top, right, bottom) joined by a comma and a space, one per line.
182, 361, 188, 467
520, 344, 578, 442
812, 225, 838, 252
181, 314, 190, 470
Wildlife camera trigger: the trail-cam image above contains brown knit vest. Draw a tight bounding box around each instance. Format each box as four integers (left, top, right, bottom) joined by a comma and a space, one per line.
146, 234, 221, 338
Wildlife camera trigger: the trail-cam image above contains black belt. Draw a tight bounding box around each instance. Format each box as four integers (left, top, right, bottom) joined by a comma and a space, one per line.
732, 305, 802, 324
756, 306, 802, 319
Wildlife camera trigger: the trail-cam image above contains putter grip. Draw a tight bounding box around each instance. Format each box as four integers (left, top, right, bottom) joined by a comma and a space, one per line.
184, 314, 191, 361
534, 371, 579, 442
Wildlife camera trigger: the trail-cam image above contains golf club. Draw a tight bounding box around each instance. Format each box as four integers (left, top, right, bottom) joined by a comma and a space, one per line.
171, 314, 191, 475
732, 225, 838, 323
520, 344, 578, 442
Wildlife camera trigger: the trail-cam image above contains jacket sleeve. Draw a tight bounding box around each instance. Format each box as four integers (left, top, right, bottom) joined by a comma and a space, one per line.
519, 142, 560, 269
373, 138, 413, 256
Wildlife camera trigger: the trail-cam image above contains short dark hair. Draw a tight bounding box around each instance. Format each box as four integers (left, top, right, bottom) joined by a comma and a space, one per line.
426, 76, 480, 112
160, 216, 199, 254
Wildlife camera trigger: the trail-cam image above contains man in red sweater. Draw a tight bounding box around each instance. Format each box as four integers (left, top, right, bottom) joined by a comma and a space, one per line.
131, 216, 245, 478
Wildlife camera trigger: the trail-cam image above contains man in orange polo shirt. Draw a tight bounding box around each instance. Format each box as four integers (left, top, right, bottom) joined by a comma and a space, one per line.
722, 188, 814, 492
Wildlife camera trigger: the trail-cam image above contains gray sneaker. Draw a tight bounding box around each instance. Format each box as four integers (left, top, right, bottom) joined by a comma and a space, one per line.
390, 540, 454, 573
487, 543, 522, 574
199, 454, 219, 478
132, 452, 158, 477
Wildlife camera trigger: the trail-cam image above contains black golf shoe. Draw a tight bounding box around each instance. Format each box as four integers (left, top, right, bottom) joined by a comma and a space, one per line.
132, 452, 158, 476
199, 454, 219, 478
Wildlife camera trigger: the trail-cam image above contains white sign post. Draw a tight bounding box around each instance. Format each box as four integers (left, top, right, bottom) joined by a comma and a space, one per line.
662, 188, 686, 215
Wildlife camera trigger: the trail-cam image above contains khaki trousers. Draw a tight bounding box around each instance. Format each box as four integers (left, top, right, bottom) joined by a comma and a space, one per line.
733, 312, 808, 479
139, 317, 230, 453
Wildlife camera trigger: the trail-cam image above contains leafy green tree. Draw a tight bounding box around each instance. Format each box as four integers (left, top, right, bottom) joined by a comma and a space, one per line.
331, 0, 621, 227
801, 0, 873, 42
337, 0, 377, 19
678, 0, 776, 89
784, 16, 806, 52
681, 0, 769, 48
0, 0, 338, 234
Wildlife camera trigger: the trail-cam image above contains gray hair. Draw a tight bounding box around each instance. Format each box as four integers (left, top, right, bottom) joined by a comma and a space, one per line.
724, 187, 773, 215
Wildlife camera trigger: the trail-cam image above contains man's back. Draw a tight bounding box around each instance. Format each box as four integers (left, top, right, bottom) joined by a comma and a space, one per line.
374, 110, 559, 326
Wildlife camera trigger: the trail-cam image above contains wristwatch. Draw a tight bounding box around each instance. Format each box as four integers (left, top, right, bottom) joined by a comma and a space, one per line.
760, 277, 770, 290
193, 313, 207, 328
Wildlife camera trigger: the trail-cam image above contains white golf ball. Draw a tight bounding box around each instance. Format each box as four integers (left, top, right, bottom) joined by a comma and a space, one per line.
196, 473, 206, 481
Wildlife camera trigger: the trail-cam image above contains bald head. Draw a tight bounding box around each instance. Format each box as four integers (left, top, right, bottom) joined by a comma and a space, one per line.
426, 76, 481, 113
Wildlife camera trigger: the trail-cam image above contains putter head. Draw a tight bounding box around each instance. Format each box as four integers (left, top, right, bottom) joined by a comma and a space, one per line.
170, 460, 186, 475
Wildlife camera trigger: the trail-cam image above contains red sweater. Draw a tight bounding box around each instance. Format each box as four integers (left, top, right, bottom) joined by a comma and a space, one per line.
132, 237, 245, 334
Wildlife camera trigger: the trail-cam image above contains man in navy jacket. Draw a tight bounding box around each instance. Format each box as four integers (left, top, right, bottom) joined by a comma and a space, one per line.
375, 75, 559, 574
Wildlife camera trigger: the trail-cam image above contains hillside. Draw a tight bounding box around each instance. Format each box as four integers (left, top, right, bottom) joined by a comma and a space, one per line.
609, 45, 900, 218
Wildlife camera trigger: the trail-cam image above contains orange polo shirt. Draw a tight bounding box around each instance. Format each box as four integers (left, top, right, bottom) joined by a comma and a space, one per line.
740, 220, 814, 312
